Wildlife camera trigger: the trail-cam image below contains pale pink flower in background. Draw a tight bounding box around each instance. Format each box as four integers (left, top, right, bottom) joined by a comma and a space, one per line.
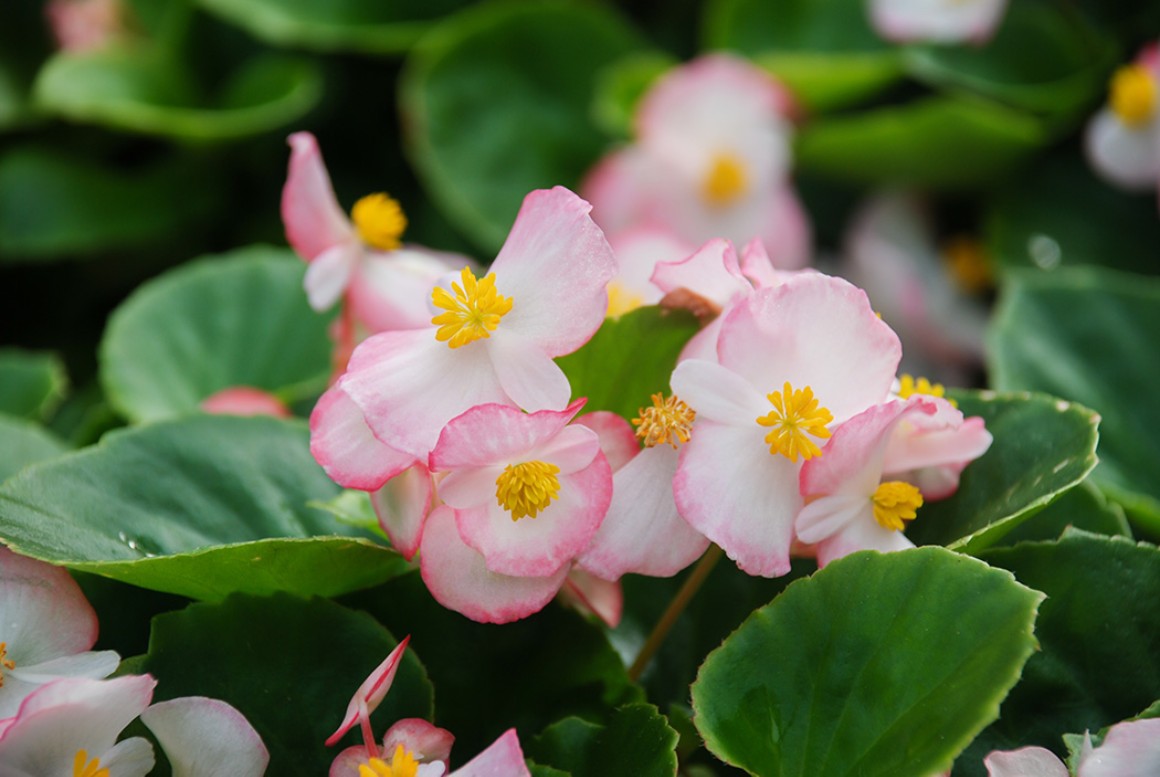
603, 227, 696, 318
200, 386, 291, 418
45, 0, 126, 53
582, 54, 811, 274
868, 0, 1009, 43
1086, 43, 1160, 205
984, 717, 1160, 777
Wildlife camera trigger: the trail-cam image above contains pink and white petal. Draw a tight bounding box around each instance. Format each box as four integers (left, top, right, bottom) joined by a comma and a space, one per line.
608, 227, 695, 304
983, 746, 1069, 777
325, 636, 411, 747
739, 237, 781, 289
430, 402, 583, 473
1079, 717, 1160, 777
348, 247, 472, 333
342, 330, 510, 460
531, 424, 602, 476
491, 187, 617, 357
304, 243, 358, 311
420, 507, 568, 624
9, 650, 120, 685
371, 464, 435, 561
678, 318, 726, 363
330, 745, 372, 777
670, 359, 769, 427
455, 453, 612, 578
450, 729, 531, 777
141, 697, 269, 777
382, 718, 455, 768
487, 332, 573, 413
201, 386, 291, 418
756, 186, 813, 272
884, 413, 992, 475
578, 445, 709, 579
559, 568, 624, 628
99, 737, 156, 777
815, 521, 915, 568
651, 239, 750, 307
576, 411, 639, 472
283, 132, 356, 260
674, 420, 801, 577
0, 547, 99, 665
581, 147, 656, 237
795, 494, 872, 546
1085, 109, 1160, 192
310, 384, 418, 490
870, 0, 1008, 44
437, 466, 504, 512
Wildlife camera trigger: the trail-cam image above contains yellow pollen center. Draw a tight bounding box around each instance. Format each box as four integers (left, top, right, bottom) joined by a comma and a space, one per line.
352, 193, 408, 251
871, 481, 924, 531
496, 460, 562, 521
1110, 64, 1157, 127
633, 393, 695, 448
0, 642, 14, 687
73, 750, 110, 777
756, 382, 833, 462
358, 744, 420, 777
897, 374, 957, 408
431, 267, 514, 349
702, 152, 749, 207
606, 281, 646, 318
941, 236, 993, 294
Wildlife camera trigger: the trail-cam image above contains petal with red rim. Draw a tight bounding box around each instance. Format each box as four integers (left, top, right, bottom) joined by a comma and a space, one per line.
370, 464, 435, 561
310, 384, 417, 490
283, 132, 356, 260
325, 637, 410, 747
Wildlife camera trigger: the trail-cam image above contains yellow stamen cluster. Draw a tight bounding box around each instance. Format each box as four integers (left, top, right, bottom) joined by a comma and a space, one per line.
73, 750, 110, 777
606, 281, 646, 318
756, 382, 833, 462
431, 267, 513, 349
352, 193, 408, 251
0, 642, 13, 688
702, 152, 749, 207
1110, 64, 1157, 127
359, 744, 420, 777
496, 460, 562, 521
897, 374, 957, 408
633, 393, 695, 449
941, 236, 993, 294
871, 481, 924, 531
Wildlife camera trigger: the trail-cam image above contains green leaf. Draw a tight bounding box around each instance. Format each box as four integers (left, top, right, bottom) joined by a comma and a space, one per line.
557, 306, 699, 422
755, 51, 903, 114
994, 480, 1131, 546
0, 415, 408, 600
988, 268, 1160, 531
905, 390, 1100, 553
341, 573, 642, 758
590, 52, 675, 139
142, 593, 433, 776
33, 47, 322, 141
401, 2, 645, 251
196, 0, 473, 54
0, 414, 68, 483
528, 704, 679, 777
0, 348, 67, 420
692, 547, 1042, 777
794, 96, 1047, 188
99, 246, 332, 423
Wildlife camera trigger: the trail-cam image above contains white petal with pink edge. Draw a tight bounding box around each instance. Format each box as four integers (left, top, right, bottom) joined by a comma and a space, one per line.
1079, 717, 1160, 777
869, 0, 1009, 43
576, 411, 639, 472
559, 568, 624, 628
883, 408, 993, 476
141, 696, 269, 777
382, 718, 455, 767
430, 401, 587, 473
1085, 108, 1160, 191
304, 243, 358, 311
348, 247, 473, 333
371, 464, 436, 561
325, 636, 410, 747
450, 729, 531, 777
0, 547, 100, 664
670, 360, 769, 427
283, 132, 356, 261
651, 238, 750, 307
487, 331, 573, 413
310, 384, 418, 490
983, 746, 1069, 777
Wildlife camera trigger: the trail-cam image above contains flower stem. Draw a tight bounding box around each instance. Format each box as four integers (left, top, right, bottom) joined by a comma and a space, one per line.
628, 543, 724, 682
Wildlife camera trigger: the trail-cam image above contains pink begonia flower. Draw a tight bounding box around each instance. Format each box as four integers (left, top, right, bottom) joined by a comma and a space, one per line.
984, 717, 1160, 777
1086, 43, 1160, 204
282, 132, 472, 327
0, 547, 120, 718
557, 568, 623, 628
582, 54, 811, 274
200, 386, 292, 418
841, 191, 989, 386
332, 186, 616, 463
868, 0, 1009, 43
670, 273, 901, 577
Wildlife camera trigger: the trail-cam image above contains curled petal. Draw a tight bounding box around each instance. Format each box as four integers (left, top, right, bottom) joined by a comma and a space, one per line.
371, 464, 436, 561
325, 637, 411, 747
141, 697, 269, 777
283, 132, 355, 261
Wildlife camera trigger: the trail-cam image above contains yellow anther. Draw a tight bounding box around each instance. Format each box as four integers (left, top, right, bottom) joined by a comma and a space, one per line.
756, 382, 833, 462
496, 460, 562, 520
897, 374, 957, 408
702, 152, 749, 207
73, 750, 110, 777
0, 642, 14, 688
871, 481, 923, 531
1110, 64, 1157, 127
941, 236, 993, 294
352, 193, 408, 251
431, 267, 513, 349
358, 744, 420, 777
606, 281, 645, 318
633, 393, 695, 449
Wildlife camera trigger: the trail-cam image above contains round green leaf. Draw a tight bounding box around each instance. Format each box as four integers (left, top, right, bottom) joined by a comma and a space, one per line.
995, 480, 1131, 547
988, 268, 1160, 530
794, 96, 1047, 188
0, 415, 407, 600
33, 47, 322, 141
142, 593, 433, 776
99, 247, 332, 423
692, 547, 1042, 777
905, 390, 1100, 553
0, 347, 67, 420
528, 704, 680, 777
196, 0, 473, 54
401, 2, 645, 251
0, 414, 68, 483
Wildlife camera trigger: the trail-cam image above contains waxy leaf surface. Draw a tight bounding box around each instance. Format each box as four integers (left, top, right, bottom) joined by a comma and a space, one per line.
528, 704, 679, 777
0, 347, 67, 420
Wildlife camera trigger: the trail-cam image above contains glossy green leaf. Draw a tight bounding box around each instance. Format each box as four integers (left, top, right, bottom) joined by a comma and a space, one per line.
401, 2, 644, 251
33, 47, 321, 141
142, 593, 433, 776
795, 96, 1047, 188
557, 306, 699, 423
905, 390, 1100, 553
692, 547, 1042, 777
756, 51, 903, 113
994, 480, 1131, 546
197, 0, 473, 54
99, 247, 332, 423
528, 704, 680, 777
0, 348, 67, 420
0, 415, 408, 600
988, 268, 1160, 531
0, 414, 68, 483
